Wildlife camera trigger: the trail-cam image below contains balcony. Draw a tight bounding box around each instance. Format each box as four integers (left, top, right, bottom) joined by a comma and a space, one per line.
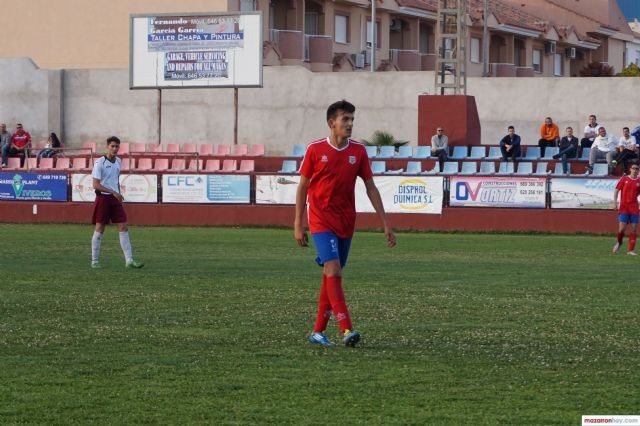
490, 63, 516, 77
421, 53, 436, 71
305, 35, 333, 72
389, 49, 421, 71
516, 67, 534, 77
269, 29, 303, 66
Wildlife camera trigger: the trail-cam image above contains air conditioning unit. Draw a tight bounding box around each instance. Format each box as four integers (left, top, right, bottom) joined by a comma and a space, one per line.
354, 53, 365, 69
544, 41, 556, 55
566, 47, 576, 59
364, 49, 372, 64
390, 18, 403, 32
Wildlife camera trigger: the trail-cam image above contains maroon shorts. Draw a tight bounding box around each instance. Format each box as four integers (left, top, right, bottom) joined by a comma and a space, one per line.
92, 194, 127, 224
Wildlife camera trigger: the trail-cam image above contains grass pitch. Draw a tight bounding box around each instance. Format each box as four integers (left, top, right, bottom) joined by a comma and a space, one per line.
0, 224, 638, 425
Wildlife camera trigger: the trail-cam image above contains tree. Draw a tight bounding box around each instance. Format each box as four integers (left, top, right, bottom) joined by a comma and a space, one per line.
578, 61, 614, 77
361, 130, 409, 149
617, 63, 640, 77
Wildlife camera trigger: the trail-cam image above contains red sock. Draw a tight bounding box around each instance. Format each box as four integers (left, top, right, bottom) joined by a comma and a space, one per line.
629, 233, 637, 252
617, 231, 624, 244
313, 275, 332, 333
325, 275, 352, 333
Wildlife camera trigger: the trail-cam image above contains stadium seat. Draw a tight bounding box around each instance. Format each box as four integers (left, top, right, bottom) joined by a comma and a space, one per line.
23, 157, 37, 170
188, 159, 203, 171
38, 158, 54, 169
199, 144, 214, 156
183, 143, 197, 153
479, 161, 496, 174
249, 144, 265, 156
541, 147, 559, 160
515, 162, 533, 175
459, 161, 477, 175
365, 145, 377, 158
165, 143, 180, 153
4, 158, 21, 169
291, 144, 306, 157
533, 162, 550, 175
216, 144, 231, 156
497, 162, 514, 175
238, 159, 255, 172
221, 159, 237, 172
440, 161, 459, 175
119, 142, 130, 155
121, 157, 134, 171
279, 160, 298, 173
469, 146, 486, 159
55, 157, 70, 170
592, 163, 609, 176
486, 146, 502, 160
422, 162, 440, 175
71, 157, 88, 170
522, 147, 541, 160
152, 158, 169, 171
170, 159, 186, 171
371, 161, 386, 174
147, 144, 163, 153
82, 141, 97, 154
232, 144, 248, 156
205, 159, 221, 172
450, 146, 467, 159
552, 162, 566, 175
413, 146, 430, 159
397, 146, 412, 158
404, 161, 422, 174
579, 147, 591, 161
377, 146, 395, 159
130, 143, 146, 153
136, 158, 153, 171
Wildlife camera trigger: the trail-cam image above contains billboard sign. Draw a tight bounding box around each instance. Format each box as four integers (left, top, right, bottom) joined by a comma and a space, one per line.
0, 172, 67, 201
71, 174, 158, 203
450, 176, 546, 208
162, 174, 250, 203
550, 178, 618, 209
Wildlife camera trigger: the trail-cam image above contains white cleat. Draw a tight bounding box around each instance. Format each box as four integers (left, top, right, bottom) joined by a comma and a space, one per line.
627, 251, 637, 256
612, 242, 621, 253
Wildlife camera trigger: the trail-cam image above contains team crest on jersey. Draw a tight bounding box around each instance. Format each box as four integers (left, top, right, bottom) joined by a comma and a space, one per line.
349, 156, 356, 164
321, 155, 328, 163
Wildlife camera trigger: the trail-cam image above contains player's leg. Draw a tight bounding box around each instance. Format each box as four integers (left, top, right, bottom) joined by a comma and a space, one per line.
336, 237, 360, 347
627, 217, 638, 255
91, 195, 109, 268
613, 216, 627, 253
112, 201, 144, 268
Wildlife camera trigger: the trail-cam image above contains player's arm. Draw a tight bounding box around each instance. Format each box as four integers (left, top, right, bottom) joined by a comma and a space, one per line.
613, 187, 620, 209
294, 175, 310, 246
92, 178, 124, 202
363, 178, 396, 247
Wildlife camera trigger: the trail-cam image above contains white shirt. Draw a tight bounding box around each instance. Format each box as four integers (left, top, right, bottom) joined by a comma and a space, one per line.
592, 134, 617, 152
618, 135, 637, 150
92, 156, 121, 194
583, 123, 604, 141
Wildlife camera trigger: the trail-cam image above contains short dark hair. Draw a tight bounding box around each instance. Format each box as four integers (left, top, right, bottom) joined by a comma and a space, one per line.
589, 114, 596, 120
508, 125, 515, 130
106, 136, 120, 145
327, 100, 355, 122
623, 127, 630, 131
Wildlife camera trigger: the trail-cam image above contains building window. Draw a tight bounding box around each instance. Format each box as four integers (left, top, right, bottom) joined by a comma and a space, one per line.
305, 12, 319, 35
366, 20, 379, 48
533, 49, 542, 73
470, 37, 480, 63
335, 14, 349, 44
240, 0, 256, 11
554, 53, 562, 76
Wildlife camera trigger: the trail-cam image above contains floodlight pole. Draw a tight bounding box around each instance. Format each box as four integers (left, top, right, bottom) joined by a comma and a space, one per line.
483, 0, 489, 77
157, 89, 162, 146
234, 88, 239, 145
371, 0, 376, 72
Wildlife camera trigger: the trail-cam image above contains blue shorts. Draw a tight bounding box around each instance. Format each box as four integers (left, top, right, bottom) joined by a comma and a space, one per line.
311, 232, 352, 268
618, 213, 639, 224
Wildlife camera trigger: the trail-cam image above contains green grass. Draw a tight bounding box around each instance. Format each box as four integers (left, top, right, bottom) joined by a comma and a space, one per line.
0, 224, 638, 425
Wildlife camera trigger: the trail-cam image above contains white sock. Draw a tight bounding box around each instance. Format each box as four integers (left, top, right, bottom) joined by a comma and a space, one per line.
119, 231, 133, 263
91, 231, 103, 263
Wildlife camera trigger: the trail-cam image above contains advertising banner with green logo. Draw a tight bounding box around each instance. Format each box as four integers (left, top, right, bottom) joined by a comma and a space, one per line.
0, 172, 68, 201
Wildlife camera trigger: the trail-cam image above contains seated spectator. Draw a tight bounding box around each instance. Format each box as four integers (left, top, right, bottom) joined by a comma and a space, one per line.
430, 127, 448, 170
612, 127, 638, 172
499, 125, 521, 162
538, 117, 560, 157
1, 123, 31, 167
0, 124, 11, 161
37, 132, 62, 160
581, 114, 603, 149
553, 126, 578, 174
586, 126, 617, 175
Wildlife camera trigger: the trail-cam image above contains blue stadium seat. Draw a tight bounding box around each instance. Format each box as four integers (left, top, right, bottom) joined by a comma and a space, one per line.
371, 161, 386, 174
541, 147, 559, 160
397, 146, 412, 158
365, 145, 378, 158
479, 161, 495, 174
522, 147, 541, 160
592, 163, 609, 176
440, 161, 459, 175
422, 162, 440, 175
413, 146, 430, 159
450, 146, 467, 160
486, 146, 502, 159
279, 160, 298, 173
378, 146, 395, 158
515, 162, 533, 175
291, 145, 306, 157
459, 161, 477, 175
552, 162, 566, 175
579, 147, 591, 161
497, 162, 514, 175
533, 161, 550, 175
469, 146, 486, 159
404, 161, 422, 174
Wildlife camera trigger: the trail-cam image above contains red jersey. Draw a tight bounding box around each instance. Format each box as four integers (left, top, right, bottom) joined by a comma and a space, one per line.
12, 131, 31, 149
299, 138, 373, 238
616, 175, 640, 214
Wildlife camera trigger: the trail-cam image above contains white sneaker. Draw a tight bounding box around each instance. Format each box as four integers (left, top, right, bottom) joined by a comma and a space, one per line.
613, 242, 621, 253
627, 251, 637, 256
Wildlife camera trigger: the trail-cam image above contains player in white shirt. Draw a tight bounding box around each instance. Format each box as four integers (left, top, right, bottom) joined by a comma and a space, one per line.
90, 136, 144, 269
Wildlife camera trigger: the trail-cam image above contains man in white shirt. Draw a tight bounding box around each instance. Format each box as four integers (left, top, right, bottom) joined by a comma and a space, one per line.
430, 127, 448, 171
612, 126, 638, 172
586, 127, 617, 175
581, 114, 604, 149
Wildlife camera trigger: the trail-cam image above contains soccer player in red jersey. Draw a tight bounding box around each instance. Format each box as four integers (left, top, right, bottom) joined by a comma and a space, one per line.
294, 100, 396, 347
613, 163, 640, 255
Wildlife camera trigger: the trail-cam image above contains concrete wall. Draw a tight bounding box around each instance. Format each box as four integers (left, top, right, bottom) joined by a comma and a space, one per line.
2, 58, 640, 155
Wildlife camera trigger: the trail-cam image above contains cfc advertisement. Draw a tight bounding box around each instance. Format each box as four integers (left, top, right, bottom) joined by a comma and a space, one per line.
162, 174, 250, 203
71, 174, 158, 203
449, 176, 546, 208
0, 172, 67, 201
550, 178, 618, 209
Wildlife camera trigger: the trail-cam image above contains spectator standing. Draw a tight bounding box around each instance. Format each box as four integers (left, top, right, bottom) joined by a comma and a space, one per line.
499, 125, 521, 162
538, 117, 560, 157
430, 127, 448, 171
586, 127, 617, 175
581, 114, 603, 149
612, 127, 638, 172
37, 132, 62, 160
0, 124, 11, 162
612, 163, 640, 255
553, 126, 578, 174
2, 123, 31, 167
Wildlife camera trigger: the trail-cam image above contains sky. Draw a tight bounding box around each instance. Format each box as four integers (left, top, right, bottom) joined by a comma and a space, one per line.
617, 0, 640, 21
